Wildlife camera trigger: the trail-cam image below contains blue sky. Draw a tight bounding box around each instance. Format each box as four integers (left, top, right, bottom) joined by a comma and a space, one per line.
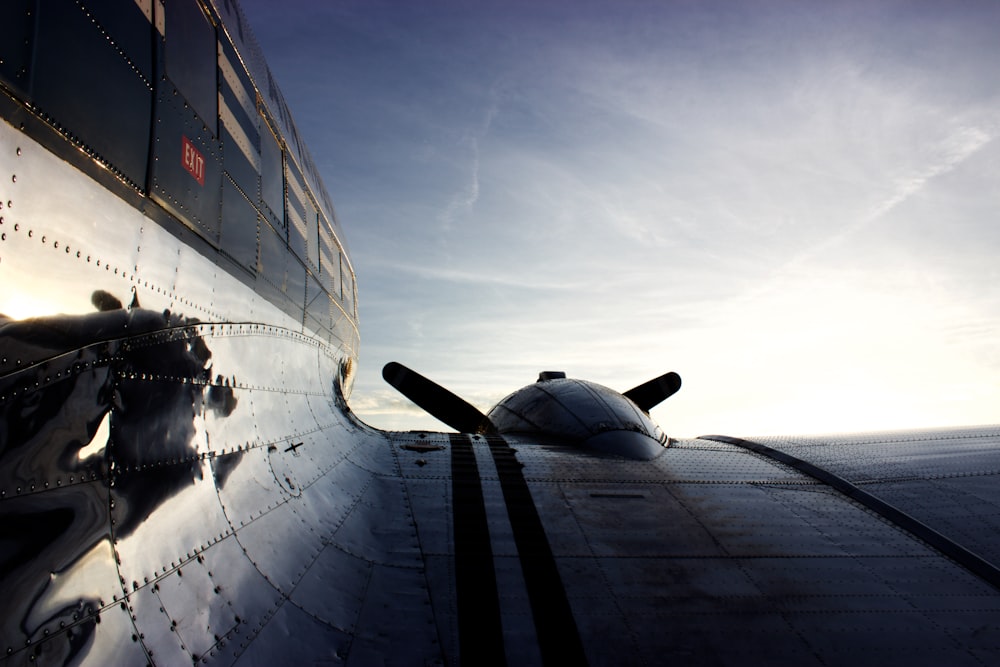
239, 0, 1000, 437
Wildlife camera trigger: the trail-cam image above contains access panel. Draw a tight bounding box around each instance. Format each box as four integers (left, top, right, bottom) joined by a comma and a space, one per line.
151, 85, 223, 242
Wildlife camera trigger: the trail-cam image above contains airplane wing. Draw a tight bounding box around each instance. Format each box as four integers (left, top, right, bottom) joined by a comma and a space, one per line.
381, 425, 1000, 666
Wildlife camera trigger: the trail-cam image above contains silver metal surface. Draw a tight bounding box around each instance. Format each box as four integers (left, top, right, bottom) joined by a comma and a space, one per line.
488, 376, 667, 458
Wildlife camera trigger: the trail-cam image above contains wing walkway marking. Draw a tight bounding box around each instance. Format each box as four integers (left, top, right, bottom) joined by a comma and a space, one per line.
484, 434, 588, 667
449, 433, 505, 666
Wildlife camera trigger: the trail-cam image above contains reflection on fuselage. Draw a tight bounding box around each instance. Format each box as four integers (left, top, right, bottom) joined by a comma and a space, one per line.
0, 290, 235, 658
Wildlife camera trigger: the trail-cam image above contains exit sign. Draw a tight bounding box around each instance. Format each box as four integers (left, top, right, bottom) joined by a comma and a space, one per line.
181, 135, 205, 186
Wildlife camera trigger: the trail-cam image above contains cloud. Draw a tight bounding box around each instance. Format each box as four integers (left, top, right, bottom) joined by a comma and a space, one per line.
437, 95, 504, 232
242, 0, 1000, 437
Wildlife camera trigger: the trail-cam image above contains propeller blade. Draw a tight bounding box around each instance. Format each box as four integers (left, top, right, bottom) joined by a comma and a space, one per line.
382, 361, 494, 434
623, 371, 682, 412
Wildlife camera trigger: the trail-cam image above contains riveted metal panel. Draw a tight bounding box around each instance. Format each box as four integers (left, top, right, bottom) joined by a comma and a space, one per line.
331, 477, 423, 567
133, 221, 185, 315
340, 253, 355, 316
0, 0, 34, 96
0, 486, 116, 654
0, 132, 146, 320
495, 436, 1000, 665
84, 0, 153, 81
257, 218, 304, 322
653, 440, 806, 482
111, 459, 231, 589
289, 545, 373, 633
32, 0, 152, 189
309, 460, 375, 535
220, 94, 260, 204
349, 563, 440, 666
151, 85, 223, 241
284, 336, 324, 396
232, 499, 325, 593
248, 391, 291, 448
266, 436, 313, 497
319, 249, 336, 302
399, 479, 451, 558
214, 443, 283, 519
345, 431, 398, 472
196, 534, 282, 645
8, 597, 148, 666
307, 392, 339, 429
0, 356, 113, 492
285, 158, 308, 264
231, 599, 352, 666
284, 256, 306, 325
305, 270, 330, 339
125, 575, 190, 666
751, 427, 1000, 481
259, 115, 284, 231
159, 237, 226, 322
218, 35, 261, 200
221, 174, 260, 272
306, 205, 320, 269
151, 553, 237, 662
869, 475, 1000, 564
0, 5, 370, 663
752, 428, 1000, 571
203, 379, 256, 454
163, 0, 217, 134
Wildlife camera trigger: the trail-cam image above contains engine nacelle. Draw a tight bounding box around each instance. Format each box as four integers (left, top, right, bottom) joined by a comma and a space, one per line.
382, 362, 680, 460
487, 373, 668, 460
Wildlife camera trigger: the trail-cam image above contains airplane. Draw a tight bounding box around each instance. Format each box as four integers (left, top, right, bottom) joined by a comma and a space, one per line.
1, 1, 1000, 665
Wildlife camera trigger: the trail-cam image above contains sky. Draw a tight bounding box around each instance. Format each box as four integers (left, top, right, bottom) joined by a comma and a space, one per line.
238, 0, 1000, 438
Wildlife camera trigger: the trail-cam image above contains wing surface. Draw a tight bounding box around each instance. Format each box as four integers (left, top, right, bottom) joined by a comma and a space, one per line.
739, 425, 1000, 564
383, 426, 1000, 666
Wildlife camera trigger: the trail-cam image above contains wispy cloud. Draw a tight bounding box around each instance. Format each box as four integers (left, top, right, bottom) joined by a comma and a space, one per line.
782, 123, 995, 272
438, 100, 501, 232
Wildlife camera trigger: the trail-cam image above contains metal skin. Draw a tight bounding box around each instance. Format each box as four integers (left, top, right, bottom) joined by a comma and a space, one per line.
487, 376, 668, 460
3, 1, 1000, 666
